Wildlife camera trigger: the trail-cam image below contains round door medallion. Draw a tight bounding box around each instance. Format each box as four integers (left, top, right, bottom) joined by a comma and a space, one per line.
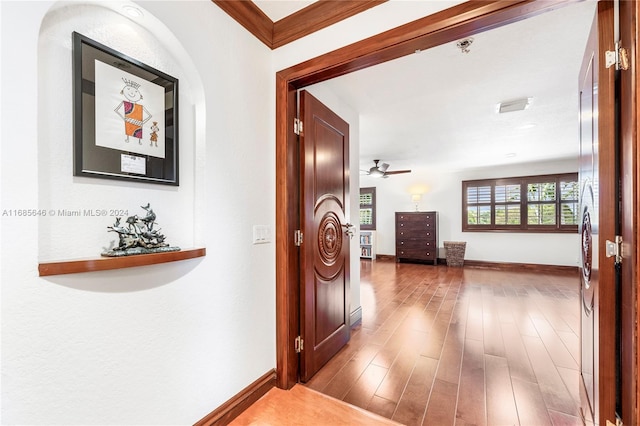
581, 210, 592, 284
580, 181, 595, 314
318, 212, 342, 266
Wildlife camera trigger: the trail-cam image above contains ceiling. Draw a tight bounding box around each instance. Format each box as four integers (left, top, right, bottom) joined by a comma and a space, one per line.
249, 1, 598, 174
253, 1, 315, 21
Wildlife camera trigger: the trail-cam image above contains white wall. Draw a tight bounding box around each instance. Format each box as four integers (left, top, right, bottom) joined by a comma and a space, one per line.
361, 158, 580, 266
2, 1, 275, 424
2, 0, 541, 424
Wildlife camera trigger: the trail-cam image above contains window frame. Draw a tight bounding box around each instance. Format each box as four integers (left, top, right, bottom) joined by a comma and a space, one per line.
359, 187, 376, 230
462, 173, 579, 233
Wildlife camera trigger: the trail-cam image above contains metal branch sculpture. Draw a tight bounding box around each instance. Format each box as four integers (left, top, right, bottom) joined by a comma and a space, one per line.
102, 204, 180, 257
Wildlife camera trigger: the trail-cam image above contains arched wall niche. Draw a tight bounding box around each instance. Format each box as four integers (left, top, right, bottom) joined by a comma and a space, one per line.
37, 1, 206, 263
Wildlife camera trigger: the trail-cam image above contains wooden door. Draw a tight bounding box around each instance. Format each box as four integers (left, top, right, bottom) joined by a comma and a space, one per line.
618, 1, 638, 423
578, 2, 616, 425
299, 90, 351, 382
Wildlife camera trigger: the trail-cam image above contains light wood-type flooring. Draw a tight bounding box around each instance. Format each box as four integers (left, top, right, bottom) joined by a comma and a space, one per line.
231, 259, 582, 425
229, 384, 402, 425
305, 259, 583, 425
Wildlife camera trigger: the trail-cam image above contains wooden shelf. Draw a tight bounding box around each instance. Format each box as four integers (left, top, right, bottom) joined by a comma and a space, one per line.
38, 247, 206, 277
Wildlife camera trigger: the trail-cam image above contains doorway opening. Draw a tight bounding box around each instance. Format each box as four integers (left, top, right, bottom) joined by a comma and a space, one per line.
274, 1, 623, 424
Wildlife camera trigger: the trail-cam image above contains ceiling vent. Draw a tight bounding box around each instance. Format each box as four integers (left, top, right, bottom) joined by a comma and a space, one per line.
498, 98, 531, 113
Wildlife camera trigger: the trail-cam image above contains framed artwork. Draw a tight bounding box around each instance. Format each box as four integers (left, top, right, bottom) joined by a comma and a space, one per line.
72, 32, 179, 185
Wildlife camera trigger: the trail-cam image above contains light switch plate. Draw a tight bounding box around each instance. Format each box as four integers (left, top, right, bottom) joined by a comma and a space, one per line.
252, 225, 271, 244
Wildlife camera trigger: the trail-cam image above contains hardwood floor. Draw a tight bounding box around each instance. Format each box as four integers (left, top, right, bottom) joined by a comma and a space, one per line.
304, 259, 582, 426
229, 385, 402, 425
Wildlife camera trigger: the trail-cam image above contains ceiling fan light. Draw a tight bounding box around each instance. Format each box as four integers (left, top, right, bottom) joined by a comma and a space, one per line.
498, 97, 531, 113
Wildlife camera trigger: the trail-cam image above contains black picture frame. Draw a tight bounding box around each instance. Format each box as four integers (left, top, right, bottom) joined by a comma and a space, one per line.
72, 32, 179, 185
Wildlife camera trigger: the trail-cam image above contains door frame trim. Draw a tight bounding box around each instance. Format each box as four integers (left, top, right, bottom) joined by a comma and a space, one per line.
274, 5, 632, 423
619, 1, 639, 423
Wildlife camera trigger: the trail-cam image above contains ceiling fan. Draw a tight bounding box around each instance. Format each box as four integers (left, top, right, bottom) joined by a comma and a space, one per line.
363, 159, 411, 178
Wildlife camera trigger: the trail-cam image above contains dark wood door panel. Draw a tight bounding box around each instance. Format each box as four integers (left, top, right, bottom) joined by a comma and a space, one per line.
314, 273, 347, 344
578, 12, 598, 423
578, 3, 617, 425
300, 90, 351, 382
312, 124, 347, 206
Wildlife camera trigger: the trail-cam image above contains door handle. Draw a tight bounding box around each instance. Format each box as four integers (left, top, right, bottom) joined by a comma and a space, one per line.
341, 223, 355, 239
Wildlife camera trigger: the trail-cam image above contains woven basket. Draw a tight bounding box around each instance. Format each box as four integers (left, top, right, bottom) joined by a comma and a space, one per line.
444, 241, 466, 267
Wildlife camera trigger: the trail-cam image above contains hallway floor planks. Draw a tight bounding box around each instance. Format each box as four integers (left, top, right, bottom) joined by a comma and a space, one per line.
305, 260, 582, 426
229, 385, 402, 425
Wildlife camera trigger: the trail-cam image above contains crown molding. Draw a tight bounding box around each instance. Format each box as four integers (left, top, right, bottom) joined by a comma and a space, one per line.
212, 0, 387, 49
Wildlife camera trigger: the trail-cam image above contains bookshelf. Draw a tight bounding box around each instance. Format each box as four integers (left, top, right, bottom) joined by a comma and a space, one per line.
359, 230, 376, 259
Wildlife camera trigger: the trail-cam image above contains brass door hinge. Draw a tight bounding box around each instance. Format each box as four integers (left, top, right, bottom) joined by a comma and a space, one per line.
605, 42, 630, 70
294, 118, 303, 135
294, 230, 303, 246
606, 417, 623, 426
605, 235, 623, 264
294, 336, 304, 353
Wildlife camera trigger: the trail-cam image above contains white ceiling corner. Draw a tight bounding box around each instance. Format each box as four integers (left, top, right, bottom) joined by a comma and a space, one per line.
252, 0, 317, 22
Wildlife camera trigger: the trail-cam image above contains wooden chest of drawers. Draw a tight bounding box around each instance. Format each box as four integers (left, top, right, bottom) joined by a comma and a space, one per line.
395, 211, 438, 265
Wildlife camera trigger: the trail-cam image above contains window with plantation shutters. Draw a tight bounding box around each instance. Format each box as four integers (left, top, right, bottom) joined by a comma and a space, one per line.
359, 187, 376, 230
462, 173, 578, 233
559, 179, 579, 226
465, 184, 492, 225
495, 182, 521, 225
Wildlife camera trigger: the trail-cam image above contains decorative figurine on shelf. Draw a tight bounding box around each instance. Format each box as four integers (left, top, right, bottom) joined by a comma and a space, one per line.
102, 203, 180, 257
